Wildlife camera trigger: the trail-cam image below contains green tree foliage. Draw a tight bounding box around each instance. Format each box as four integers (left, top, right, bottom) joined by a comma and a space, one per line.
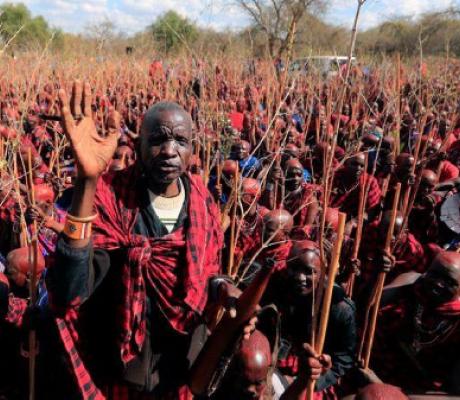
357, 9, 460, 57
150, 11, 198, 53
0, 2, 57, 50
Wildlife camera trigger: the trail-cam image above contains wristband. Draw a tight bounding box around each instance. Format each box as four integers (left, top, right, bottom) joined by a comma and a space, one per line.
63, 218, 93, 240
66, 213, 97, 223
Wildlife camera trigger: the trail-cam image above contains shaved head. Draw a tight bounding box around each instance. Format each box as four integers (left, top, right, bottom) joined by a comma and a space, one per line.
263, 209, 294, 243
285, 158, 303, 171
264, 209, 294, 231
141, 102, 192, 136
356, 383, 409, 400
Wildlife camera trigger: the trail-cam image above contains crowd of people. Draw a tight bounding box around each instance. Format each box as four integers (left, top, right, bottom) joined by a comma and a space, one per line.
0, 56, 460, 400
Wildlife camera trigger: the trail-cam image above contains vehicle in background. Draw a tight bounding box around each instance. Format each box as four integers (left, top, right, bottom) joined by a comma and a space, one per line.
289, 56, 357, 78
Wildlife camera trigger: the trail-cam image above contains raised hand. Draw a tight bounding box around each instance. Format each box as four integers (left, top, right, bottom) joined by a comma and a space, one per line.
58, 81, 120, 180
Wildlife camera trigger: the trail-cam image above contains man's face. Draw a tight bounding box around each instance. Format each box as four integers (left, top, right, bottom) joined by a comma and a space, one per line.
281, 147, 299, 166
419, 175, 435, 197
232, 142, 250, 160
420, 262, 460, 305
285, 165, 303, 192
231, 358, 268, 400
396, 157, 414, 179
287, 250, 321, 297
346, 154, 365, 182
139, 109, 192, 185
262, 219, 287, 243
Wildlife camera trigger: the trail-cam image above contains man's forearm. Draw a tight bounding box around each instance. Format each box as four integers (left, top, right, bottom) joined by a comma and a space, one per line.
65, 177, 98, 248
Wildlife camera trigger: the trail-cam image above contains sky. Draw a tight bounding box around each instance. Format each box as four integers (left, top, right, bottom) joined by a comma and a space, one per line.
4, 0, 460, 35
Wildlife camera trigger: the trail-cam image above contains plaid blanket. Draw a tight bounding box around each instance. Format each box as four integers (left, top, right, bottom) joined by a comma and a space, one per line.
56, 165, 222, 400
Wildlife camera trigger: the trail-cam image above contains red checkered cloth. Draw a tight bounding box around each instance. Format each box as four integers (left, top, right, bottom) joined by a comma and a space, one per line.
372, 290, 460, 392
256, 240, 292, 272
330, 171, 381, 219
360, 223, 426, 284
0, 195, 18, 224
5, 294, 28, 327
284, 183, 318, 239
55, 165, 223, 400
233, 207, 266, 265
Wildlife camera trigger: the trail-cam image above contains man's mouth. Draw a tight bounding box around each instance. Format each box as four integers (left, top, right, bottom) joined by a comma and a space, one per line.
157, 162, 180, 172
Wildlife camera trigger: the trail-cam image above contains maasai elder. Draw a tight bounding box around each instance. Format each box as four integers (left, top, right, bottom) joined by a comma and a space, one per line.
273, 241, 356, 399
46, 82, 227, 399
331, 153, 381, 221
372, 251, 460, 394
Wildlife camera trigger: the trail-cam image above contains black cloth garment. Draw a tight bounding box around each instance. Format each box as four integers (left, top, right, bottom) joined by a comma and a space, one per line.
269, 283, 357, 392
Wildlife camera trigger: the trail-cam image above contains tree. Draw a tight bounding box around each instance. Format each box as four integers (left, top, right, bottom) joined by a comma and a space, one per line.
150, 10, 198, 54
86, 18, 118, 53
0, 2, 55, 50
235, 0, 328, 58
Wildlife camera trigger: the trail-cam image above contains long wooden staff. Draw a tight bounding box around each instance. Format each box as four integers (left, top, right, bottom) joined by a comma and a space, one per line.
307, 212, 346, 399
345, 153, 369, 297
360, 182, 401, 369
400, 132, 422, 217
204, 139, 212, 186
27, 148, 39, 400
227, 164, 239, 276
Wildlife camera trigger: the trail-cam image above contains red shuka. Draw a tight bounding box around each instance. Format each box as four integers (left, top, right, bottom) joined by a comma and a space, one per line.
55, 167, 223, 400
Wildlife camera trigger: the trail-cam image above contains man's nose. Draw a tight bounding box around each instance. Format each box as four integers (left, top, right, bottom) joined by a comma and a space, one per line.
160, 140, 176, 156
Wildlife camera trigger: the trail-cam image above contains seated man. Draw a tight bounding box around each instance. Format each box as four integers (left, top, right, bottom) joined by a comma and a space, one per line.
270, 241, 357, 398
359, 211, 426, 285
372, 251, 460, 394
331, 153, 381, 221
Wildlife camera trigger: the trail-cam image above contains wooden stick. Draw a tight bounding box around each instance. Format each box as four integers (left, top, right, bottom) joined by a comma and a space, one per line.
345, 153, 369, 297
227, 164, 239, 276
27, 148, 38, 400
307, 212, 346, 399
204, 139, 212, 186
362, 182, 401, 369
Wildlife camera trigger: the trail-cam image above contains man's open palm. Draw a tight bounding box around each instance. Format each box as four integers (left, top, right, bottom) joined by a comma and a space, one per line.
58, 81, 119, 180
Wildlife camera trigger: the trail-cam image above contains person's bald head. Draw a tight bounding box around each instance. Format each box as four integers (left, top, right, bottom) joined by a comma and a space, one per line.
284, 158, 304, 192
241, 178, 261, 214
378, 210, 404, 243
356, 383, 409, 400
138, 102, 193, 186
419, 169, 437, 197
382, 136, 395, 152
231, 140, 251, 160
419, 251, 460, 305
282, 144, 300, 166
344, 152, 366, 182
263, 209, 293, 243
232, 330, 271, 399
395, 153, 414, 179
